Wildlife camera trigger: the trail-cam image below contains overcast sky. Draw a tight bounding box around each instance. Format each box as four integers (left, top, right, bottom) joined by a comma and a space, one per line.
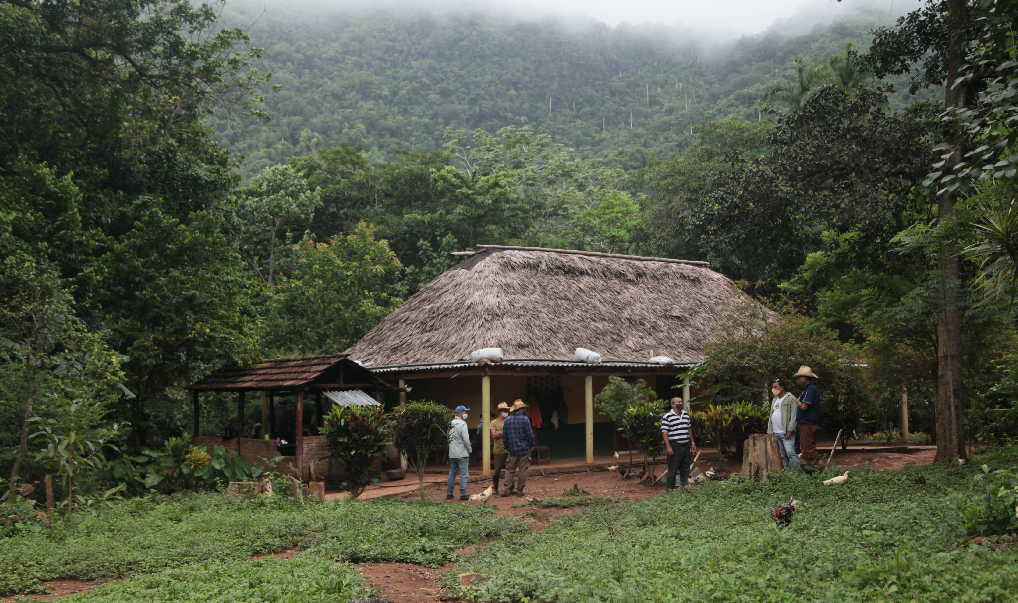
290, 0, 913, 36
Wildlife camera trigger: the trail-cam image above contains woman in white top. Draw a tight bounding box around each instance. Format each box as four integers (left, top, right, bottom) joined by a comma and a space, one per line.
766, 378, 799, 470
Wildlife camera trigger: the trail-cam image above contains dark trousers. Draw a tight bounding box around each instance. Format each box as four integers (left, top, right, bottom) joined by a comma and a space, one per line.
666, 442, 692, 489
798, 424, 819, 465
492, 453, 507, 491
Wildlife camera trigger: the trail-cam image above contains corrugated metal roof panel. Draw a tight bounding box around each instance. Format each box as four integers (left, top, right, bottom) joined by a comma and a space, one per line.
324, 389, 381, 407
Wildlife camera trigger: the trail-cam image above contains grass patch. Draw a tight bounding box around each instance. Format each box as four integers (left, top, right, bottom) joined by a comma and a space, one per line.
68, 557, 370, 602
0, 494, 523, 596
448, 447, 1018, 602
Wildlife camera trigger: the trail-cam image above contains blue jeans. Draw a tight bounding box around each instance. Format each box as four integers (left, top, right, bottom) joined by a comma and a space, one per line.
773, 432, 799, 470
447, 457, 469, 497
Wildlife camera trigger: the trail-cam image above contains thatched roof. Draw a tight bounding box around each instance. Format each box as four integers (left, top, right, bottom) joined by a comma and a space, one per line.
188, 354, 393, 392
345, 246, 763, 370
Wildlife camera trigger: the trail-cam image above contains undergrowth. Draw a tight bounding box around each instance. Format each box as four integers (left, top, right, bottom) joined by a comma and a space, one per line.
0, 495, 522, 596
449, 446, 1018, 602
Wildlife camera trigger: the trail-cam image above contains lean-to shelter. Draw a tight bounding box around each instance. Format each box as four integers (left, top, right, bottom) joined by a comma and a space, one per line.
187, 354, 395, 479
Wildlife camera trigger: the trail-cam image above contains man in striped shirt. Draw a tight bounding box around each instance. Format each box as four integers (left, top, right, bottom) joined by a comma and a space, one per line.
661, 397, 698, 491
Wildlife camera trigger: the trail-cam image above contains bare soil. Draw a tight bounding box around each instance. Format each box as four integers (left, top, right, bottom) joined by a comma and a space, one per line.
0, 579, 111, 601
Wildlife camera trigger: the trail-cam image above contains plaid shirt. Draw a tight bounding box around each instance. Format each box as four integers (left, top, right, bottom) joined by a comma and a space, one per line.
502, 414, 534, 456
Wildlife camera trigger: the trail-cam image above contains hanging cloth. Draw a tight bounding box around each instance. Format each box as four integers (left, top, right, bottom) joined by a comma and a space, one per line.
530, 400, 544, 429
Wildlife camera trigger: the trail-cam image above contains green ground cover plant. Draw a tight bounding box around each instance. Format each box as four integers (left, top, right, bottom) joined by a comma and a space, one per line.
0, 494, 521, 596
449, 447, 1018, 602
68, 556, 370, 602
532, 496, 621, 509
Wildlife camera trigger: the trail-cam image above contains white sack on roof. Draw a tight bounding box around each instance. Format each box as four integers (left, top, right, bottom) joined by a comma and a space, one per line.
468, 347, 504, 363
575, 348, 602, 363
649, 355, 676, 365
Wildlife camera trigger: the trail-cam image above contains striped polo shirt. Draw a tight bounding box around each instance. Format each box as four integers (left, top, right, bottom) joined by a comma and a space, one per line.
660, 409, 691, 443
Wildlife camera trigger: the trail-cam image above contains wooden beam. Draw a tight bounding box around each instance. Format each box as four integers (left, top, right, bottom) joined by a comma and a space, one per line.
268, 394, 276, 438
585, 375, 594, 464
682, 375, 691, 403
901, 386, 910, 443
482, 375, 492, 477
260, 392, 269, 438
296, 391, 305, 481
472, 244, 711, 267
192, 390, 200, 438
238, 391, 246, 433
399, 379, 407, 405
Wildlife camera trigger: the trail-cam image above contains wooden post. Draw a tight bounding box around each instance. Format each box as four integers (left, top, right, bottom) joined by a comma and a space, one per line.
295, 391, 305, 481
316, 392, 324, 432
585, 375, 594, 464
399, 379, 407, 405
482, 375, 492, 477
238, 391, 246, 435
682, 375, 691, 404
260, 392, 269, 438
901, 386, 910, 444
192, 390, 200, 438
268, 394, 276, 437
44, 473, 54, 519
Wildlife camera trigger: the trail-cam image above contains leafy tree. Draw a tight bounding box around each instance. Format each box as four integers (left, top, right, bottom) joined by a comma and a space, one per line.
266, 222, 402, 355
228, 164, 323, 286
389, 401, 452, 500
322, 405, 389, 498
869, 0, 1018, 461
694, 308, 867, 435
595, 378, 663, 475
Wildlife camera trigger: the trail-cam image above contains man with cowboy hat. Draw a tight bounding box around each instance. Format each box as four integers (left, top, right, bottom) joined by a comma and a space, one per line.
501, 399, 534, 497
490, 401, 511, 494
793, 366, 822, 468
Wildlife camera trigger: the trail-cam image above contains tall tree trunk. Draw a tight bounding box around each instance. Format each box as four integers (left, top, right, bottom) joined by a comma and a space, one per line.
7, 357, 38, 498
934, 0, 970, 462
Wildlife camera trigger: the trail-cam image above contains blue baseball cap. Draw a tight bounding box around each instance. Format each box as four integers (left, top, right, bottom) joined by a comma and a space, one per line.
454, 405, 470, 413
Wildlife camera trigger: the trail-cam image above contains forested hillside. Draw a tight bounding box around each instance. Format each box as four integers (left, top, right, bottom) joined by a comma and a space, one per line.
212, 3, 906, 174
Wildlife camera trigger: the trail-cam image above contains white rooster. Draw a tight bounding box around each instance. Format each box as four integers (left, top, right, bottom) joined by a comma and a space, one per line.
470, 485, 494, 502
823, 471, 850, 485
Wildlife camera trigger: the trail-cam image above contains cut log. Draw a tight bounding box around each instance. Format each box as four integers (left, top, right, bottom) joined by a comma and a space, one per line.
224, 481, 259, 501
740, 434, 783, 482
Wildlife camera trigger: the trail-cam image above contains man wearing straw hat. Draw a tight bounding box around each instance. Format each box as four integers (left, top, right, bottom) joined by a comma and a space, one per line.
501, 399, 534, 497
490, 401, 511, 494
793, 366, 822, 468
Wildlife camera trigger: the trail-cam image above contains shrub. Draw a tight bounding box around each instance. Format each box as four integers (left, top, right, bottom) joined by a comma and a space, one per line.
958, 464, 1018, 537
322, 405, 389, 498
595, 378, 664, 472
389, 401, 452, 500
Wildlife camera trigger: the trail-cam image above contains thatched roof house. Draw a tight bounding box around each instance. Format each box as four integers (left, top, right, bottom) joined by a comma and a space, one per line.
346, 245, 762, 470
348, 245, 755, 369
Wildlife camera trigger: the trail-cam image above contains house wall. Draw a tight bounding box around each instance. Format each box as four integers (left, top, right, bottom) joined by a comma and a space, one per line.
399, 372, 676, 458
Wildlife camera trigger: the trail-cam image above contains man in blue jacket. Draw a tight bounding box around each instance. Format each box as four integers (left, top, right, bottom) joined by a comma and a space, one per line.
794, 366, 821, 468
501, 399, 534, 497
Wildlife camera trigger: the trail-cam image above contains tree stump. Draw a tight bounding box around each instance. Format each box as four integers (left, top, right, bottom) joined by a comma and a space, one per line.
740, 434, 783, 482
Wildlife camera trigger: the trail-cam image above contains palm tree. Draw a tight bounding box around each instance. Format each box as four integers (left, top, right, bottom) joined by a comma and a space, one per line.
965, 183, 1018, 309
763, 58, 825, 111
828, 44, 870, 92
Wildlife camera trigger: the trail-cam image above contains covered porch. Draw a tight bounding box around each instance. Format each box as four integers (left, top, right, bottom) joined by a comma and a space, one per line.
187, 354, 397, 480
381, 360, 694, 476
